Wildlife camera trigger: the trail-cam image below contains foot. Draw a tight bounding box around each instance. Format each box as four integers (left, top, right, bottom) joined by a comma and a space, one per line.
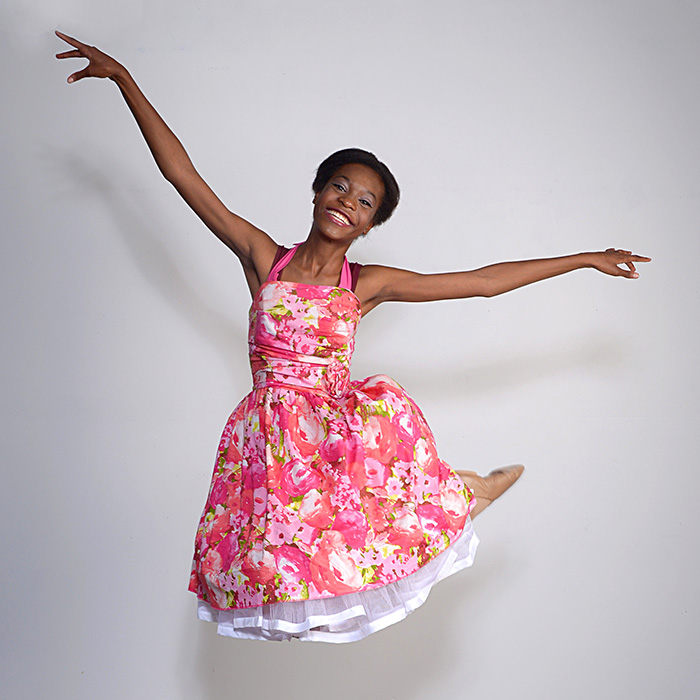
456, 464, 524, 518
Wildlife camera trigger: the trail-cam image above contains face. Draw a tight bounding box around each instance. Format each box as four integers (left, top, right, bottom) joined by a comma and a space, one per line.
312, 163, 385, 241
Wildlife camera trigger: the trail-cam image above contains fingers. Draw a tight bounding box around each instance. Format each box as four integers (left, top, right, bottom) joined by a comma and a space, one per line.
67, 68, 90, 84
599, 250, 650, 279
601, 248, 650, 278
56, 31, 94, 83
610, 248, 651, 262
56, 49, 83, 60
55, 30, 85, 50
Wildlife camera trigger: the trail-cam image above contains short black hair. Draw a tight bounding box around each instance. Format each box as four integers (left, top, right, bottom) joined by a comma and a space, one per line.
312, 148, 400, 227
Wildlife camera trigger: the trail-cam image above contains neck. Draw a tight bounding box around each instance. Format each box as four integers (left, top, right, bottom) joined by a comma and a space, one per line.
295, 231, 352, 278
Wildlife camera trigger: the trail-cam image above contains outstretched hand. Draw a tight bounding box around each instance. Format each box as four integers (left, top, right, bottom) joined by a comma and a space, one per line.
55, 30, 124, 83
589, 248, 651, 279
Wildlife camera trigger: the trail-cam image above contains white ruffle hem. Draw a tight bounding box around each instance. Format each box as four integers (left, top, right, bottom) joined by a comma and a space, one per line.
196, 517, 479, 643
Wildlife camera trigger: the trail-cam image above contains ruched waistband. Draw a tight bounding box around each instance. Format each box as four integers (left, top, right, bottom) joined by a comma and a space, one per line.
250, 353, 350, 398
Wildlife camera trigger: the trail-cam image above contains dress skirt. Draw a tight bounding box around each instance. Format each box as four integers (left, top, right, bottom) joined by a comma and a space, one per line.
196, 517, 478, 643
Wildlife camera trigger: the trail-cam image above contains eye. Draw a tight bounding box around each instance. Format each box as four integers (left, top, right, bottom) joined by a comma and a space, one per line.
360, 199, 373, 208
333, 182, 346, 192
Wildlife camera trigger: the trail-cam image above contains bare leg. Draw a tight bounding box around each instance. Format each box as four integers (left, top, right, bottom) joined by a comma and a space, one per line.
456, 465, 524, 518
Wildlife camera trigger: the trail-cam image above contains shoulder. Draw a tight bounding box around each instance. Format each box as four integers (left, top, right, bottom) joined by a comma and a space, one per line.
355, 264, 422, 313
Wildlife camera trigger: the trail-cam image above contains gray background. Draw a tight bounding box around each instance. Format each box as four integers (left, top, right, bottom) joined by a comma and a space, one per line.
1, 1, 698, 698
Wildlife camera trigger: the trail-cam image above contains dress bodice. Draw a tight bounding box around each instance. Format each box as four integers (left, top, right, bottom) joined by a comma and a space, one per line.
249, 280, 361, 398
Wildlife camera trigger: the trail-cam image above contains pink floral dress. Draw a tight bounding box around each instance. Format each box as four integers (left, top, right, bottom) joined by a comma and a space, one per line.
189, 244, 478, 642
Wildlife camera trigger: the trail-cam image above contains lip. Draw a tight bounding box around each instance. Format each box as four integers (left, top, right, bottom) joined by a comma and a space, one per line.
325, 208, 353, 227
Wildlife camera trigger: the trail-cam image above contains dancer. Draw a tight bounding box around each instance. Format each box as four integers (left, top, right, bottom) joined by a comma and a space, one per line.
56, 31, 650, 642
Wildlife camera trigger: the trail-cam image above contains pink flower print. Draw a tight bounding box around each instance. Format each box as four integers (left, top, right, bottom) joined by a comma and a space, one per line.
241, 547, 276, 586
395, 440, 414, 462
281, 459, 321, 497
252, 486, 268, 518
296, 338, 316, 356
361, 493, 389, 532
440, 484, 469, 529
269, 506, 302, 546
287, 406, 325, 458
416, 503, 448, 537
242, 459, 267, 490
255, 313, 279, 347
318, 316, 352, 343
385, 476, 405, 498
364, 458, 390, 488
323, 358, 349, 398
298, 488, 334, 529
214, 532, 241, 572
332, 509, 370, 548
259, 281, 287, 306
297, 283, 329, 300
294, 521, 319, 549
209, 477, 228, 508
363, 415, 398, 463
360, 374, 393, 395
345, 436, 368, 490
393, 410, 421, 442
310, 530, 363, 595
210, 510, 232, 545
343, 408, 364, 433
319, 430, 346, 464
415, 437, 439, 477
224, 423, 244, 464
274, 545, 312, 584
200, 548, 223, 582
387, 508, 425, 550
439, 462, 457, 482
393, 411, 420, 461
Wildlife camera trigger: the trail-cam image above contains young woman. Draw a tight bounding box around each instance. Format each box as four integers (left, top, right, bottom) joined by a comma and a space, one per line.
56, 31, 650, 643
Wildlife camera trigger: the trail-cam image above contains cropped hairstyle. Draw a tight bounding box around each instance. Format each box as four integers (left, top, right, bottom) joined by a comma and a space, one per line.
312, 148, 400, 227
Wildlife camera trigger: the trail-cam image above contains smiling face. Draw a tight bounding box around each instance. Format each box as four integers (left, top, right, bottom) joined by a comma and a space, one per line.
312, 163, 385, 242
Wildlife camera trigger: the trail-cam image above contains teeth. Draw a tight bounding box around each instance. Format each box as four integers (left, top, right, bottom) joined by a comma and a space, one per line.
328, 209, 350, 225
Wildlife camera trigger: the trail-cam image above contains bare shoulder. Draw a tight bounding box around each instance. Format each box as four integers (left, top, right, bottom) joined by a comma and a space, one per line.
355, 264, 421, 314
242, 227, 282, 296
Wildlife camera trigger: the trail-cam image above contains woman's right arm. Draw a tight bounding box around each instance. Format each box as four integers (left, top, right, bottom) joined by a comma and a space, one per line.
55, 31, 277, 293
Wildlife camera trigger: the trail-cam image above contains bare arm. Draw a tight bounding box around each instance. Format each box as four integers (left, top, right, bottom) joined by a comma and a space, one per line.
357, 249, 651, 313
55, 31, 277, 293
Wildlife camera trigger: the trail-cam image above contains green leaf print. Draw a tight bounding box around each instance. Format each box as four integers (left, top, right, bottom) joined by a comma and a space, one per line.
361, 565, 379, 585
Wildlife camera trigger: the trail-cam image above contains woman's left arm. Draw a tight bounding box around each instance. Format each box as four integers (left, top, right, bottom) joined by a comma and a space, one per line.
358, 249, 651, 312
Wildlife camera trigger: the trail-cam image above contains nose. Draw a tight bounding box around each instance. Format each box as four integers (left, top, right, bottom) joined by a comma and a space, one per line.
339, 194, 355, 210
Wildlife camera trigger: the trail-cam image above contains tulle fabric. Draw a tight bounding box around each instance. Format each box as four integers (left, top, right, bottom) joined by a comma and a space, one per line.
197, 517, 478, 643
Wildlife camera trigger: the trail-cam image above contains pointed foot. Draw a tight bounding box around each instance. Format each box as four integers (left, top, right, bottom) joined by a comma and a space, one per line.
457, 464, 524, 518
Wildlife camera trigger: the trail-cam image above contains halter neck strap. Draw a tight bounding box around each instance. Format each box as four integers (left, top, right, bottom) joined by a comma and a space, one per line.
267, 243, 353, 290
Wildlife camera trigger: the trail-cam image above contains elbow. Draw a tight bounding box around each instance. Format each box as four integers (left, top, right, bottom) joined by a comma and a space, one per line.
476, 280, 497, 298
163, 163, 196, 187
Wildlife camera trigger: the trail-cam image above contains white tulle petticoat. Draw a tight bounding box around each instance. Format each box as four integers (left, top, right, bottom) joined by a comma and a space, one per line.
196, 518, 479, 643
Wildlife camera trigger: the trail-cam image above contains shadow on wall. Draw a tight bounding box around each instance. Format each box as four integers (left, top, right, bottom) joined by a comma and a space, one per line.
389, 333, 630, 400
42, 144, 631, 403
41, 144, 248, 378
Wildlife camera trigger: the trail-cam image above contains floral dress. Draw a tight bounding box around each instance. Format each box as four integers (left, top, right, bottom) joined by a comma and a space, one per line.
189, 244, 478, 642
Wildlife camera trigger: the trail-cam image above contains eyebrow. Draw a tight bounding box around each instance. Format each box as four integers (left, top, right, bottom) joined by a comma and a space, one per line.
334, 175, 378, 201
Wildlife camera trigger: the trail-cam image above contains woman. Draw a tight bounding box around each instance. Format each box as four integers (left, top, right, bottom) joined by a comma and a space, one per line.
56, 31, 650, 643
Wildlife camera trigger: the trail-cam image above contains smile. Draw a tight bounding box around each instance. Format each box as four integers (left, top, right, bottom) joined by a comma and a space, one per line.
326, 208, 352, 226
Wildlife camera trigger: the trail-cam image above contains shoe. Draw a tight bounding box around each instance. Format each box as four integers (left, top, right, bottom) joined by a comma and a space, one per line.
457, 464, 524, 518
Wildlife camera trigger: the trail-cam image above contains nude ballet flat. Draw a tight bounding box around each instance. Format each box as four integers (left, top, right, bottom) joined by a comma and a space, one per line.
456, 464, 525, 518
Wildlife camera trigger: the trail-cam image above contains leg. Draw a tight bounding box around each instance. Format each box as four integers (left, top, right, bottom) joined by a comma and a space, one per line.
456, 465, 524, 518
